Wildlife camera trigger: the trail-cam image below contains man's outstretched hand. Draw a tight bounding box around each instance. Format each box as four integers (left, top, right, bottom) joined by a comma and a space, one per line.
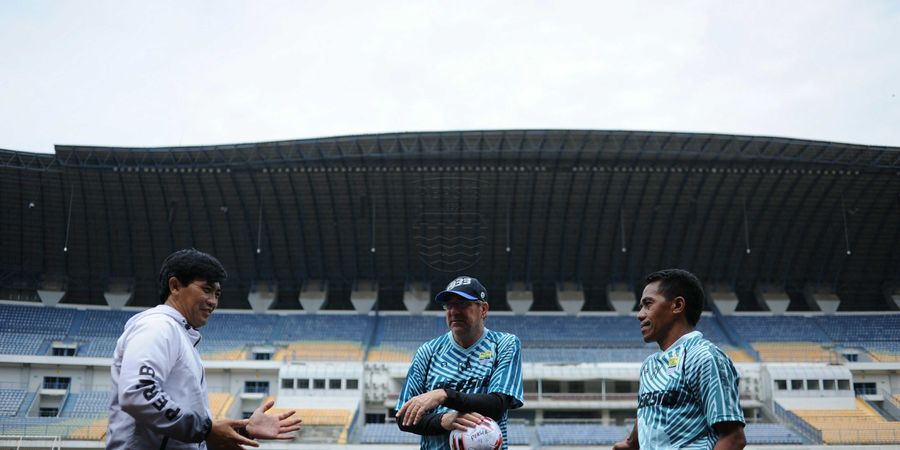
246, 400, 303, 440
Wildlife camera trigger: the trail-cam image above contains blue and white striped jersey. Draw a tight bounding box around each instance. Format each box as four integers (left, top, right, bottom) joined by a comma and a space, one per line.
396, 329, 524, 450
637, 331, 744, 449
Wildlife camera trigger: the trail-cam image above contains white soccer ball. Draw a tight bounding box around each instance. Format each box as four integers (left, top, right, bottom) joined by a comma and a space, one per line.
449, 417, 503, 450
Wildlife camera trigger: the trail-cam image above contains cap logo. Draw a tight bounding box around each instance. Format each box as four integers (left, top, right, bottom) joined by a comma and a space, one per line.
447, 277, 472, 290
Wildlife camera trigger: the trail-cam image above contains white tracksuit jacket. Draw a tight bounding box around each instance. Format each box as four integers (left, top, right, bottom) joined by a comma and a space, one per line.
107, 305, 213, 450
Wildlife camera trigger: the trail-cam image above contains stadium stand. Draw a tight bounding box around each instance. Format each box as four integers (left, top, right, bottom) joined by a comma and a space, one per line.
0, 389, 27, 416
3, 303, 900, 364
723, 316, 831, 342
791, 398, 900, 444
207, 392, 235, 419
752, 342, 836, 363
506, 422, 531, 445
743, 423, 805, 445
0, 417, 104, 440
0, 333, 45, 355
2, 131, 900, 448
0, 304, 76, 335
537, 423, 630, 445
274, 341, 363, 361
359, 423, 420, 444
60, 391, 109, 418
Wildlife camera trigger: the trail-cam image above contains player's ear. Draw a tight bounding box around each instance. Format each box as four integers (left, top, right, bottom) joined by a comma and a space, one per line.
481, 301, 489, 318
168, 277, 182, 297
671, 296, 686, 315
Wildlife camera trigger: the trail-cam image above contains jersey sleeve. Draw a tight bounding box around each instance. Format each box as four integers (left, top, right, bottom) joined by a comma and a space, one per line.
395, 344, 431, 411
117, 318, 212, 443
487, 334, 524, 409
693, 347, 745, 427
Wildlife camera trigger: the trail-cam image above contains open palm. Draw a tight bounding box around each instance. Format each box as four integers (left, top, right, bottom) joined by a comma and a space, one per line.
246, 400, 302, 440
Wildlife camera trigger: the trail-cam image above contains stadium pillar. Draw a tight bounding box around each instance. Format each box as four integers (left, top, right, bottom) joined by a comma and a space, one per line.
805, 285, 840, 313
402, 282, 429, 314
299, 280, 326, 313
557, 282, 584, 315
758, 285, 790, 313
104, 278, 133, 309
889, 284, 900, 310
351, 281, 377, 313
507, 282, 533, 315
709, 285, 740, 314
37, 277, 66, 307
607, 283, 636, 315
37, 289, 65, 307
248, 281, 276, 314
104, 293, 131, 310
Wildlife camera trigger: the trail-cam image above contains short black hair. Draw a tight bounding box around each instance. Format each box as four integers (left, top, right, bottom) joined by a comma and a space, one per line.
644, 268, 705, 326
158, 249, 227, 303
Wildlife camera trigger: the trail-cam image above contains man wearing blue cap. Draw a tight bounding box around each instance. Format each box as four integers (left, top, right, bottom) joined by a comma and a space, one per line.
396, 276, 524, 450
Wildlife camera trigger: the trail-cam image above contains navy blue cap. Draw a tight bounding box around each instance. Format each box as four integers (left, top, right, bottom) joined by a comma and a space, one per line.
435, 276, 488, 303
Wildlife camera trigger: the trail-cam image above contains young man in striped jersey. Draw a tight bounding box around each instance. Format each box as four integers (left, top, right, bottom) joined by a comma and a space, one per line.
396, 276, 524, 450
614, 269, 746, 450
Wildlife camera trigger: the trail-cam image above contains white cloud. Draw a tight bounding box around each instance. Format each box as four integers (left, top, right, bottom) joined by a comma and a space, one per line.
1, 0, 898, 153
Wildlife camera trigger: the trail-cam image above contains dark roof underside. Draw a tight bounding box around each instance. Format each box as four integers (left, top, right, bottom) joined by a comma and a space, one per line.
1, 130, 898, 310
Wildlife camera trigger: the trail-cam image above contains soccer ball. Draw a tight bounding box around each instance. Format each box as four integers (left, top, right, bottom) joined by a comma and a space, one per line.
449, 417, 503, 450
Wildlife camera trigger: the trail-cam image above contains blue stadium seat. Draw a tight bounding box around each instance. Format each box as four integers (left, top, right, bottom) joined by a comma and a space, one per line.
724, 316, 830, 342
359, 423, 420, 444
0, 389, 27, 416
744, 423, 804, 445
61, 391, 110, 417
537, 423, 630, 445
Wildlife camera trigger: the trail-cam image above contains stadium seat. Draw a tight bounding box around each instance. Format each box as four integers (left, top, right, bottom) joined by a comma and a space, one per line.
792, 398, 900, 444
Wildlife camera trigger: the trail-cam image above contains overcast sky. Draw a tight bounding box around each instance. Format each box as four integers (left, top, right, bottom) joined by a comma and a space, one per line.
1, 1, 899, 154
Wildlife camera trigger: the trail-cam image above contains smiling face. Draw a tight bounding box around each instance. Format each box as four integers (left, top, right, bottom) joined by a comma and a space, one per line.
443, 294, 488, 345
637, 280, 682, 347
166, 277, 221, 328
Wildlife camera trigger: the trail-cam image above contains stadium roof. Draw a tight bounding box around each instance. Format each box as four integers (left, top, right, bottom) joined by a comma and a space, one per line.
1, 130, 898, 310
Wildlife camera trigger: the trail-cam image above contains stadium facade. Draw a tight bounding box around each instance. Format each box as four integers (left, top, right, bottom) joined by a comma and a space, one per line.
2, 131, 900, 448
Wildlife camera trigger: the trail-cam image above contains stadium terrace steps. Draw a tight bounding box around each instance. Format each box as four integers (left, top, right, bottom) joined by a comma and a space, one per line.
1, 303, 900, 363
68, 417, 107, 440
751, 342, 836, 363
723, 347, 755, 363
207, 392, 235, 419
0, 389, 27, 416
274, 341, 363, 362
743, 423, 805, 445
359, 423, 420, 444
0, 304, 76, 335
723, 316, 831, 342
60, 391, 109, 418
16, 392, 36, 416
0, 417, 104, 440
534, 423, 804, 446
791, 398, 900, 444
537, 424, 630, 445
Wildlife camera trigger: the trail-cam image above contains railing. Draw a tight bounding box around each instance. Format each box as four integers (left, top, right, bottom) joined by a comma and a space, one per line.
0, 435, 62, 450
345, 405, 361, 443
0, 423, 107, 441
773, 401, 820, 444
881, 389, 900, 421
820, 428, 900, 444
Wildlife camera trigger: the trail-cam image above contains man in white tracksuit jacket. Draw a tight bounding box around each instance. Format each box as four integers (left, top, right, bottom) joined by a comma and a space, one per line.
108, 249, 301, 450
